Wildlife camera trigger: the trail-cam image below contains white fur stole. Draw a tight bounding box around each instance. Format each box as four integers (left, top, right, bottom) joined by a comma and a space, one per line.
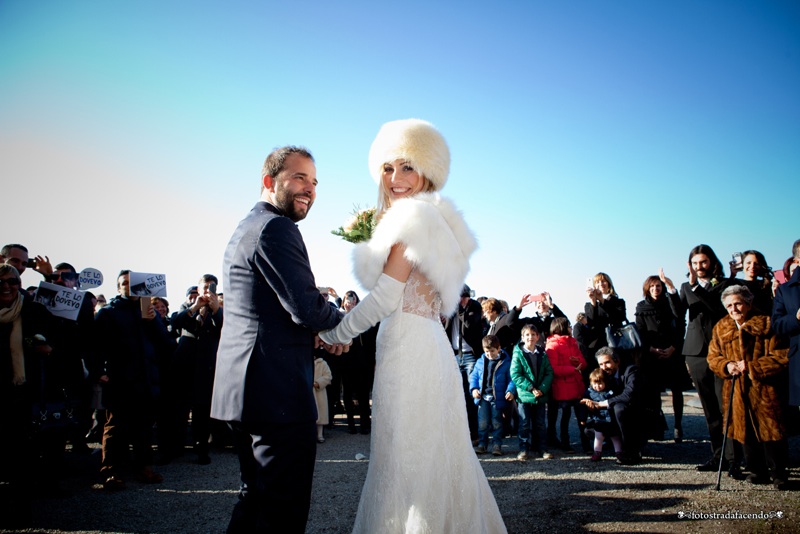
353, 192, 477, 317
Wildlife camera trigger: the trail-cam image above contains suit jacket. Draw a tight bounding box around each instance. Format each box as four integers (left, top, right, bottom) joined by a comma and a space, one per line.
678, 281, 729, 357
607, 363, 640, 408
210, 201, 341, 424
485, 307, 521, 354
773, 267, 800, 405
446, 298, 484, 355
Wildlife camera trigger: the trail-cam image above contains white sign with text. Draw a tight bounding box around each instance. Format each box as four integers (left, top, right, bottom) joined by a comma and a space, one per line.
34, 281, 85, 321
79, 267, 104, 289
129, 272, 168, 297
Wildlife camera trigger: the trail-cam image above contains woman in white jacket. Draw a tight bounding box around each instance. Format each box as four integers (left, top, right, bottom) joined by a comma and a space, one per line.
320, 119, 506, 533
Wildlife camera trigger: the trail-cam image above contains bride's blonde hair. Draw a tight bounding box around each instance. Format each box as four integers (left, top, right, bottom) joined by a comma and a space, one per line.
375, 172, 437, 219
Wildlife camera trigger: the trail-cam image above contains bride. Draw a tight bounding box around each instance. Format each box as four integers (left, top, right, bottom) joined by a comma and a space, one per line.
320, 119, 507, 533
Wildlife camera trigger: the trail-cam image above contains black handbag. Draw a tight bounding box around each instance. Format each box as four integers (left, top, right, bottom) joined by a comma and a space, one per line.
605, 321, 642, 351
30, 354, 79, 434
32, 396, 79, 433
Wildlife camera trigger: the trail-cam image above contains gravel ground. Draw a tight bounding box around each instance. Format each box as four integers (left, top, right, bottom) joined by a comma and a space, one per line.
6, 393, 799, 534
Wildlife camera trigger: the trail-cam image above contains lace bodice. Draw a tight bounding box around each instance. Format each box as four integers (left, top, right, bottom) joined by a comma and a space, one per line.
401, 269, 442, 321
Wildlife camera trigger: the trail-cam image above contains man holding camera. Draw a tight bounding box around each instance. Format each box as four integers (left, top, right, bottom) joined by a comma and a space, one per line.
1, 243, 54, 281
170, 274, 223, 465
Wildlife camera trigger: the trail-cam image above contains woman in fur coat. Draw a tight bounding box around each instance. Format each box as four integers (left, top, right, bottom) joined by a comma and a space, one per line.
707, 284, 790, 490
320, 119, 506, 533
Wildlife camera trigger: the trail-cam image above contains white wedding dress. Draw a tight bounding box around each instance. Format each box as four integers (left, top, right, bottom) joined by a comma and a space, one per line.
351, 269, 507, 534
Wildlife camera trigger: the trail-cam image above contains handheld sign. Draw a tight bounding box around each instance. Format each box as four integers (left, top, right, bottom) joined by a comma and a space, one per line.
34, 281, 85, 321
79, 268, 104, 290
129, 272, 168, 298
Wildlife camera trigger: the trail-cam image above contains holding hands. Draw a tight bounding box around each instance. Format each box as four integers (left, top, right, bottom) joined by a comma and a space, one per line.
314, 334, 350, 355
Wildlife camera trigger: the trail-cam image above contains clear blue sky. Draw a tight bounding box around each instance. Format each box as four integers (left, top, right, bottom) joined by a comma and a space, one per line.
2, 1, 798, 320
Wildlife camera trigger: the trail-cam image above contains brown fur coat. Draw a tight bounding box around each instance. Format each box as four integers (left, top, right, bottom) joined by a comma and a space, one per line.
707, 314, 789, 443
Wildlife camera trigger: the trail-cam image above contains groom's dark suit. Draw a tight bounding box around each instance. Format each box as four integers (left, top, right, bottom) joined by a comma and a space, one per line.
212, 201, 340, 533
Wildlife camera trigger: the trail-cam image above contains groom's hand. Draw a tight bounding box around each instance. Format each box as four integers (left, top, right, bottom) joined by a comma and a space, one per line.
315, 335, 351, 355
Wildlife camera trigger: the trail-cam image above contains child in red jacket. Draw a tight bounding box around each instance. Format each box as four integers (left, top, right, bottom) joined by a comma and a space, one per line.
545, 318, 587, 452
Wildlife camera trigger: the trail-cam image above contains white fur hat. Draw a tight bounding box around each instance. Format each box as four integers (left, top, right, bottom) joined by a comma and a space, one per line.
368, 119, 450, 191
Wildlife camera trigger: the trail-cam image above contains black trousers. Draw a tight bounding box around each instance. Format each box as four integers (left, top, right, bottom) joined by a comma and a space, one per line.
610, 402, 643, 455
227, 420, 316, 534
686, 354, 730, 461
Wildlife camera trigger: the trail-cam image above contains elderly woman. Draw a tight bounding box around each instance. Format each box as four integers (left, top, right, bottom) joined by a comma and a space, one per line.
707, 285, 789, 490
0, 265, 53, 526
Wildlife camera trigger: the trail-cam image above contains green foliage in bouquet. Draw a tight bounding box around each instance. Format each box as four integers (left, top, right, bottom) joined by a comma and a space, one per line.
331, 206, 376, 244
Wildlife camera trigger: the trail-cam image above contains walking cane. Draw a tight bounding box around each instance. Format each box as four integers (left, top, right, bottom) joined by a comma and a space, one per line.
715, 374, 737, 491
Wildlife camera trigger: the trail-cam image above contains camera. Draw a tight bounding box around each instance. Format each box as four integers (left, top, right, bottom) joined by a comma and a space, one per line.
25, 258, 37, 268
730, 252, 743, 270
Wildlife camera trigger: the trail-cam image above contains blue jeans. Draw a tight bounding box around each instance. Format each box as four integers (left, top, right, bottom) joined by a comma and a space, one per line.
477, 399, 504, 447
457, 352, 478, 439
517, 402, 547, 453
457, 351, 476, 376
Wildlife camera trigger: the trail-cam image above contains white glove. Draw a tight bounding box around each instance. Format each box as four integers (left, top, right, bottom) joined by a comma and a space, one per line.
319, 273, 405, 345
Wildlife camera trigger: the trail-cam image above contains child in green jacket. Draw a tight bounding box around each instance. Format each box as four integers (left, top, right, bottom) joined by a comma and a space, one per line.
511, 324, 554, 460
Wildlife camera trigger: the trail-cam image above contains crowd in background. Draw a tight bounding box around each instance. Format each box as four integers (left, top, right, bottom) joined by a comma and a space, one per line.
1, 239, 798, 528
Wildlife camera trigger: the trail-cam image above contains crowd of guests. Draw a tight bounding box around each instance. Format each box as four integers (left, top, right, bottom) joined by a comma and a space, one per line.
0, 244, 229, 527
1, 239, 798, 528
448, 240, 799, 489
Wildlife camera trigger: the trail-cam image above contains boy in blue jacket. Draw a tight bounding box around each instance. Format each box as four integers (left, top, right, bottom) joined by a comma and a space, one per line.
470, 335, 516, 456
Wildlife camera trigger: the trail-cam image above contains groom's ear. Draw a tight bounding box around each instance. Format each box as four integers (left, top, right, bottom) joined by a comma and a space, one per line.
262, 174, 277, 192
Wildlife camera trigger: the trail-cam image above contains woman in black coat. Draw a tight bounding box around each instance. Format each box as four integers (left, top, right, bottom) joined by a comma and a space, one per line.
338, 291, 377, 434
729, 249, 775, 316
634, 272, 692, 442
584, 272, 628, 354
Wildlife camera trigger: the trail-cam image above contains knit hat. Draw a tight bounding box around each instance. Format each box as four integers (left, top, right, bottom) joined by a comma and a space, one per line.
368, 119, 450, 191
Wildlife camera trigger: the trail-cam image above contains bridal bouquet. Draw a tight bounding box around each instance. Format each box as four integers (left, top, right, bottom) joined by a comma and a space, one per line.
331, 206, 376, 244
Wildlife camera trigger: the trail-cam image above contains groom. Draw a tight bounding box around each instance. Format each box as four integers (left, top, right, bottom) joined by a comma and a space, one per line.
211, 146, 344, 533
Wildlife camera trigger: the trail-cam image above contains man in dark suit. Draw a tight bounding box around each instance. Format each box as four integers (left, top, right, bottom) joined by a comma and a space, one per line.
671, 244, 733, 472
211, 146, 343, 534
592, 347, 644, 465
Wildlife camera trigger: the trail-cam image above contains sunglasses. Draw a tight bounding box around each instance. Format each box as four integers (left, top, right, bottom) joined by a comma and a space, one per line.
46, 272, 79, 283
0, 278, 21, 287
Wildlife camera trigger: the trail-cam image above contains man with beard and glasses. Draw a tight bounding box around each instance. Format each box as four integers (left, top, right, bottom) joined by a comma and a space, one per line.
211, 146, 345, 533
664, 244, 737, 474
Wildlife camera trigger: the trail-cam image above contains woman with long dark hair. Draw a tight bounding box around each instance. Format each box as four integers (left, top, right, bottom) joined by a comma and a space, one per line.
730, 249, 774, 315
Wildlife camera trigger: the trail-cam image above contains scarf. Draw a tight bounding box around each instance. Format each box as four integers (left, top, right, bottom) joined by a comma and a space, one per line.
0, 293, 25, 385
